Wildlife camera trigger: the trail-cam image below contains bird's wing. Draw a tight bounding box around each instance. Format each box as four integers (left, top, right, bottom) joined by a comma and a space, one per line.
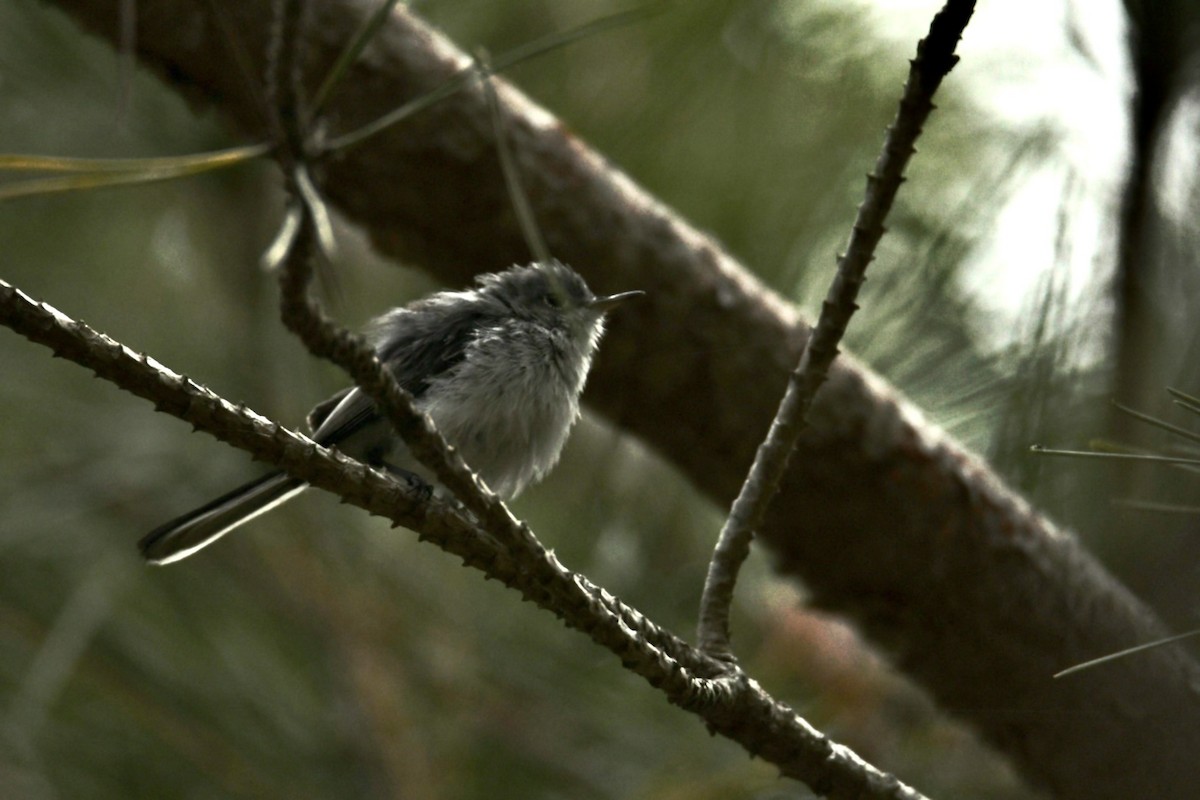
309, 304, 487, 446
306, 386, 353, 432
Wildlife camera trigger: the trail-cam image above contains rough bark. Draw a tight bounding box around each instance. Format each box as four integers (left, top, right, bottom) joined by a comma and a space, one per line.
40, 1, 1200, 796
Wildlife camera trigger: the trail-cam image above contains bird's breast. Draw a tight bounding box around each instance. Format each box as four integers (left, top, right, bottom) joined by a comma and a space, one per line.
419, 336, 582, 499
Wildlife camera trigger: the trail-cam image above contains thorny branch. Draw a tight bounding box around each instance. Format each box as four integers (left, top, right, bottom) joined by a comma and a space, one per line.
696, 1, 976, 659
0, 277, 930, 800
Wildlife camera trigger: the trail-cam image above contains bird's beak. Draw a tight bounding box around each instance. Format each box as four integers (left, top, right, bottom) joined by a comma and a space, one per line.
589, 290, 644, 313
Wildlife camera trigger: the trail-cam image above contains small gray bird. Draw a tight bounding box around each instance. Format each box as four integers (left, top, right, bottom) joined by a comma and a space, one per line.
140, 260, 640, 565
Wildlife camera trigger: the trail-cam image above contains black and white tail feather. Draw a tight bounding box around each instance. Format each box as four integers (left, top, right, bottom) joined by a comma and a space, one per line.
140, 472, 306, 565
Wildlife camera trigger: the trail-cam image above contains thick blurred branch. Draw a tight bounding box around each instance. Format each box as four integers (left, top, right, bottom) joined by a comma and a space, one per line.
41, 0, 1200, 796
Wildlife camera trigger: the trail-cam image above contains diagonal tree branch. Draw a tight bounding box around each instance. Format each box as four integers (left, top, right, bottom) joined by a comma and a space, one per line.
696, 0, 974, 661
0, 277, 932, 800
36, 0, 1200, 796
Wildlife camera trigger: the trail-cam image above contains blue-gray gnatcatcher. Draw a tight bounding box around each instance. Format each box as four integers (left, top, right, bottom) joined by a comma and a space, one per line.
139, 260, 641, 565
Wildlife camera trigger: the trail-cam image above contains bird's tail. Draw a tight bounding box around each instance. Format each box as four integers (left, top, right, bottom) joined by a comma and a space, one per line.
138, 472, 307, 565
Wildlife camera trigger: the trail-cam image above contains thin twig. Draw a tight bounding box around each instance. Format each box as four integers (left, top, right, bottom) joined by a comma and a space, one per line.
1111, 400, 1200, 446
1055, 629, 1200, 678
265, 0, 310, 166
0, 144, 270, 201
696, 0, 976, 659
1030, 445, 1200, 467
311, 0, 406, 115
1112, 498, 1200, 515
1167, 386, 1200, 415
325, 5, 658, 153
478, 50, 552, 265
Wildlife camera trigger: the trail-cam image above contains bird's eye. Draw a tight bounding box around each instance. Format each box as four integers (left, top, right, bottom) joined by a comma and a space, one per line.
544, 292, 563, 308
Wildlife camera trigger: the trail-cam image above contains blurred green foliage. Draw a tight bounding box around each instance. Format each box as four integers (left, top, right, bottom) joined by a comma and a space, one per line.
0, 0, 1130, 798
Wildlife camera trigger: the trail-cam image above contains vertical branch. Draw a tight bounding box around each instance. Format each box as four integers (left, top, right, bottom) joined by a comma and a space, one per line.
696, 0, 976, 659
262, 0, 545, 558
478, 51, 552, 265
266, 0, 310, 164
